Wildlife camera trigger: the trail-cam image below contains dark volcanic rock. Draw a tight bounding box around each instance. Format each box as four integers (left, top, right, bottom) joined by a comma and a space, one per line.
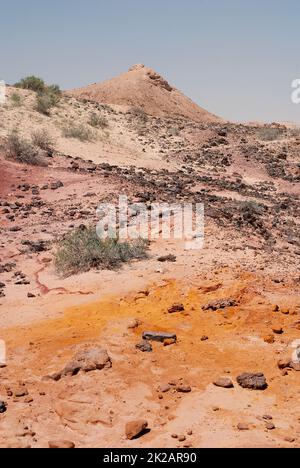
202, 298, 238, 311
237, 373, 268, 390
0, 401, 7, 413
168, 303, 185, 314
142, 331, 177, 343
157, 254, 177, 263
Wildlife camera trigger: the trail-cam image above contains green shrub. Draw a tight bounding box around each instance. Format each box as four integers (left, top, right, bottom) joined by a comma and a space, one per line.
36, 87, 61, 115
47, 84, 62, 97
15, 76, 46, 93
31, 128, 55, 151
7, 130, 45, 166
14, 76, 61, 115
88, 112, 109, 129
10, 93, 22, 107
62, 123, 94, 141
36, 93, 53, 115
55, 226, 149, 276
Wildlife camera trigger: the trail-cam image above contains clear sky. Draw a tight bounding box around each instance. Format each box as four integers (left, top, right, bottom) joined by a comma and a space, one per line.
1, 0, 300, 123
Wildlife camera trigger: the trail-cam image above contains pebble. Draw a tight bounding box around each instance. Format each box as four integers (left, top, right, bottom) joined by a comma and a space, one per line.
237, 423, 249, 431
125, 420, 148, 440
176, 384, 191, 393
213, 377, 234, 388
284, 436, 295, 443
0, 401, 7, 413
48, 440, 75, 449
265, 422, 276, 430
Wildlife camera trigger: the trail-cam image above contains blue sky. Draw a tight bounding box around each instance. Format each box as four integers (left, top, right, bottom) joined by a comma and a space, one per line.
1, 0, 300, 122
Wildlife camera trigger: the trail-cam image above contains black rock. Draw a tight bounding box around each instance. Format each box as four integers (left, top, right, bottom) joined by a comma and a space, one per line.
0, 401, 7, 413
157, 254, 177, 263
237, 373, 268, 390
142, 331, 177, 343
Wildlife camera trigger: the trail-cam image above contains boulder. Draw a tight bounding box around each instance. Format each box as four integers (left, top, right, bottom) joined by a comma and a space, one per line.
125, 420, 148, 440
237, 373, 268, 390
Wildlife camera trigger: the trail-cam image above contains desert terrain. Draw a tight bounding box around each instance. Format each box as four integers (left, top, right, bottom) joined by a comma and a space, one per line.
0, 66, 299, 448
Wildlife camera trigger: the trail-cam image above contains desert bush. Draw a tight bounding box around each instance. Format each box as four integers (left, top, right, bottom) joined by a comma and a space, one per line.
55, 226, 149, 276
36, 86, 61, 115
31, 128, 55, 151
15, 76, 61, 115
62, 123, 94, 141
7, 130, 45, 166
256, 127, 285, 141
131, 106, 148, 123
47, 84, 62, 97
88, 112, 109, 129
15, 76, 46, 93
36, 93, 54, 115
10, 93, 22, 107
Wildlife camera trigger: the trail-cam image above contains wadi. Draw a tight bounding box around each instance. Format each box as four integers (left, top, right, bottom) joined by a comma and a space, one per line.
0, 65, 299, 448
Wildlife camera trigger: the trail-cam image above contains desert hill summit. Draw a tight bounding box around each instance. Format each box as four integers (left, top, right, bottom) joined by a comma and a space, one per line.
68, 64, 221, 122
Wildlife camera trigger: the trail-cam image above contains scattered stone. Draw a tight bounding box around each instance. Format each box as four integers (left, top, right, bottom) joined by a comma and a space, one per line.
142, 331, 177, 343
13, 387, 29, 398
281, 308, 290, 315
168, 303, 185, 314
0, 401, 7, 413
213, 377, 234, 388
125, 420, 148, 440
127, 318, 141, 329
290, 362, 300, 371
27, 292, 36, 298
50, 181, 64, 190
236, 373, 268, 390
135, 340, 152, 353
237, 423, 249, 431
48, 440, 75, 449
201, 335, 209, 341
163, 338, 176, 346
265, 422, 276, 430
272, 325, 283, 335
264, 335, 275, 344
49, 347, 111, 380
157, 254, 177, 263
284, 436, 295, 443
171, 433, 178, 439
178, 435, 186, 442
202, 298, 238, 311
158, 384, 171, 393
262, 414, 273, 420
176, 384, 191, 393
277, 358, 291, 370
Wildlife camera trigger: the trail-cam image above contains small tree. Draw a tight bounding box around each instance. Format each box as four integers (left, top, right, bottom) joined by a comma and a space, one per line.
15, 76, 46, 93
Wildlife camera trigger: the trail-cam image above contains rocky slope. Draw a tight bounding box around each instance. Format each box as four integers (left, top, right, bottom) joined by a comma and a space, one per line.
68, 64, 221, 122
